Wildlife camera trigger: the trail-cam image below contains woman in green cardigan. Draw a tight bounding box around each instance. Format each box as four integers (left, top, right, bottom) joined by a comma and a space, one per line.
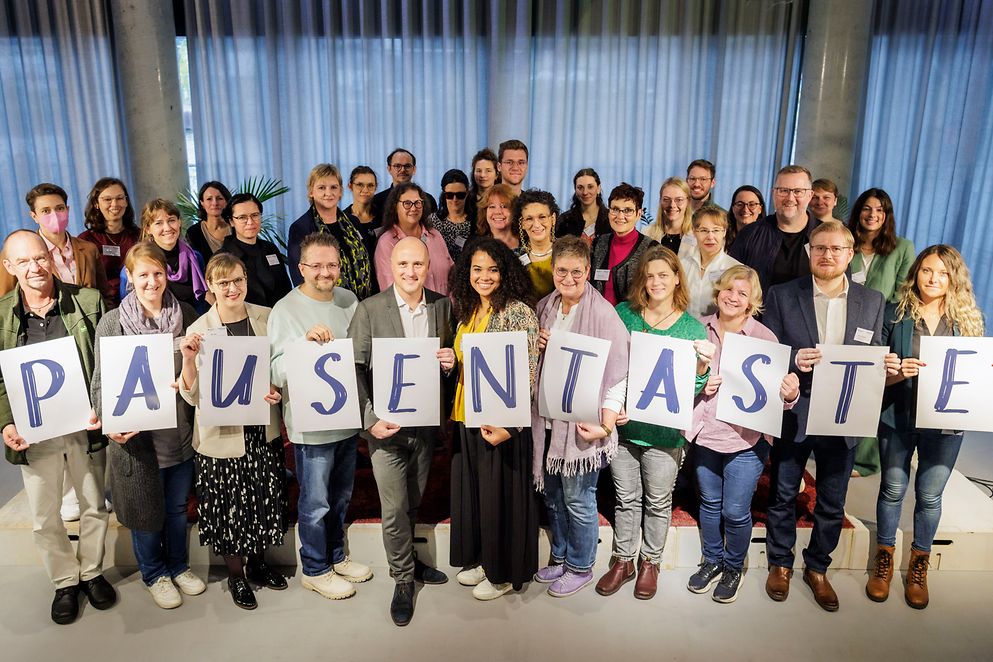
847, 188, 916, 476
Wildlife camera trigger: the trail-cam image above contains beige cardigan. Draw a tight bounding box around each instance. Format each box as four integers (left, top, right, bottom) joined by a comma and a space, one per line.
180, 302, 283, 458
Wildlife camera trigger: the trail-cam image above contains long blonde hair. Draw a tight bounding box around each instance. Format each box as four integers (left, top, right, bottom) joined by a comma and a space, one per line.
895, 245, 984, 337
645, 177, 692, 242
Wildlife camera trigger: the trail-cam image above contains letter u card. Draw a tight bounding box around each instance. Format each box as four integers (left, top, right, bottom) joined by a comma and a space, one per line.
715, 332, 792, 438
0, 336, 92, 444
371, 337, 440, 427
199, 335, 271, 427
100, 334, 177, 435
916, 336, 993, 432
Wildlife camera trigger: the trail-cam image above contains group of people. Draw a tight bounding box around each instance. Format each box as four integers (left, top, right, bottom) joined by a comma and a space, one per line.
0, 143, 984, 630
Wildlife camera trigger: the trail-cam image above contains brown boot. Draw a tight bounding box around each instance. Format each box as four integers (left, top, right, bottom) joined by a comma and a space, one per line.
765, 565, 793, 602
803, 568, 840, 612
905, 549, 930, 609
594, 557, 634, 596
633, 557, 660, 600
865, 544, 895, 602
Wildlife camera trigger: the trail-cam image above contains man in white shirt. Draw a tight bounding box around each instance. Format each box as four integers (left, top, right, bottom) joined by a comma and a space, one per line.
348, 237, 455, 626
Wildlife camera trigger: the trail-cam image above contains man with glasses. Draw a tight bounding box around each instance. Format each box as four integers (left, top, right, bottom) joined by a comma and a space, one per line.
371, 148, 437, 226
269, 232, 373, 602
686, 159, 723, 213
0, 230, 116, 625
729, 165, 819, 294
349, 236, 454, 626
760, 220, 899, 612
497, 139, 530, 196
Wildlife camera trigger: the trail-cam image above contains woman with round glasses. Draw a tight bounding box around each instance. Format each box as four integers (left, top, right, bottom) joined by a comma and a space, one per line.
726, 185, 766, 248
514, 188, 559, 299
343, 165, 379, 246
186, 181, 232, 259
639, 177, 694, 256
555, 168, 611, 242
679, 207, 741, 320
375, 182, 454, 295
220, 193, 292, 308
591, 183, 659, 305
80, 177, 141, 306
430, 169, 475, 262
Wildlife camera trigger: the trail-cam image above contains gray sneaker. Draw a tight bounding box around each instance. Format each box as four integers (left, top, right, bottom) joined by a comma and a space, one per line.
712, 566, 742, 603
687, 562, 723, 594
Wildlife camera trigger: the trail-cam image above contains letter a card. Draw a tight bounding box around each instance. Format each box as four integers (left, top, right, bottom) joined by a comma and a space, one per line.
0, 336, 92, 444
916, 336, 993, 432
100, 334, 177, 435
199, 335, 271, 427
538, 330, 610, 423
806, 344, 887, 437
625, 332, 696, 430
715, 333, 791, 438
371, 337, 440, 427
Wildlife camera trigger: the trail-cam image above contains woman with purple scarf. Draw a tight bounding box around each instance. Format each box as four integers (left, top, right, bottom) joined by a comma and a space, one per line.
120, 199, 209, 313
90, 242, 204, 609
532, 236, 630, 598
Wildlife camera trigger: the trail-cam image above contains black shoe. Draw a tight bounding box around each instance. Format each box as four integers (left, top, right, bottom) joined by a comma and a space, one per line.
80, 575, 117, 610
246, 561, 288, 590
713, 566, 742, 604
227, 576, 258, 610
51, 585, 80, 625
390, 581, 415, 626
687, 562, 723, 594
414, 559, 449, 585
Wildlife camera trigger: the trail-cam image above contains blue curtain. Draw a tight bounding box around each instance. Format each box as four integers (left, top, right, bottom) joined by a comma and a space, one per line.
854, 0, 993, 314
0, 0, 126, 236
183, 0, 803, 234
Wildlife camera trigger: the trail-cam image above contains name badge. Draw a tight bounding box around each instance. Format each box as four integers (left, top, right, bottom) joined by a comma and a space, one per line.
854, 327, 874, 344
594, 268, 610, 282
583, 225, 595, 237
203, 327, 228, 339
265, 254, 280, 266
851, 270, 867, 285
708, 270, 722, 282
519, 254, 531, 266
454, 236, 466, 248
102, 244, 121, 257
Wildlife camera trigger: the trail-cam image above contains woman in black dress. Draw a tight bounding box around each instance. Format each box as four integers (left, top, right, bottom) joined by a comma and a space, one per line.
219, 193, 292, 307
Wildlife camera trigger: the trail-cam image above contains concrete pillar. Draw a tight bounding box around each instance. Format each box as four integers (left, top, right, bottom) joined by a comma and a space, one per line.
793, 0, 873, 200
109, 0, 188, 205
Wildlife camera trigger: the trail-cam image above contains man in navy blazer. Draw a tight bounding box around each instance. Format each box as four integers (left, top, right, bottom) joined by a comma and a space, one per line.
761, 220, 899, 612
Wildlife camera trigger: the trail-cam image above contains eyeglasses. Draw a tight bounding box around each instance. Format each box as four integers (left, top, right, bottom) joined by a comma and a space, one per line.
212, 276, 246, 290
391, 163, 415, 172
554, 267, 587, 280
608, 206, 637, 218
773, 187, 811, 197
400, 200, 424, 211
444, 191, 468, 200
810, 245, 851, 256
661, 197, 687, 206
351, 182, 376, 190
98, 195, 127, 205
501, 159, 528, 168
686, 176, 713, 184
694, 227, 726, 235
732, 201, 762, 211
233, 213, 262, 222
521, 214, 552, 227
12, 256, 50, 270
300, 262, 340, 273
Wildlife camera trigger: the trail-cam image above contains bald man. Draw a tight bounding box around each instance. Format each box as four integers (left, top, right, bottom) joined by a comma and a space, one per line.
348, 236, 455, 625
0, 230, 115, 624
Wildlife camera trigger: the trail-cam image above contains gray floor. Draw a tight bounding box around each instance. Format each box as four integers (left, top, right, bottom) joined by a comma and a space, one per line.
1, 433, 991, 661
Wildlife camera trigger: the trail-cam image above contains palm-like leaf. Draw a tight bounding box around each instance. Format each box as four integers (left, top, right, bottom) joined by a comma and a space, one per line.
176, 176, 291, 251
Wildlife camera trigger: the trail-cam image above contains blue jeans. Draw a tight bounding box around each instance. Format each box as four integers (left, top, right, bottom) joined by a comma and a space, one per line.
131, 457, 194, 586
876, 429, 964, 552
294, 437, 357, 577
543, 469, 600, 573
695, 442, 769, 570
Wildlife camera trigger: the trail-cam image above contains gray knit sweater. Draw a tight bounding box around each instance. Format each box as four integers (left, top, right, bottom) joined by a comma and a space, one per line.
90, 304, 198, 532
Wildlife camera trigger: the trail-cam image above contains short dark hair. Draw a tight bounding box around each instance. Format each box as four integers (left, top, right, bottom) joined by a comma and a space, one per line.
498, 139, 529, 161
387, 148, 415, 167
812, 178, 839, 197
25, 183, 68, 211
687, 159, 716, 178
222, 192, 262, 224
607, 182, 644, 209
299, 231, 341, 263
197, 180, 232, 221
349, 165, 377, 185
382, 182, 431, 231
552, 235, 590, 267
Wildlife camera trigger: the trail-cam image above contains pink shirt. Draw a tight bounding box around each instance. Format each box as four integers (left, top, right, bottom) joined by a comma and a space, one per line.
374, 224, 454, 295
690, 313, 796, 453
42, 232, 77, 284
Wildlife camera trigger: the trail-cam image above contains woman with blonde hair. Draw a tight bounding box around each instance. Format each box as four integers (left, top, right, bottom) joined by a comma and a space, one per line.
638, 177, 694, 256
867, 245, 984, 610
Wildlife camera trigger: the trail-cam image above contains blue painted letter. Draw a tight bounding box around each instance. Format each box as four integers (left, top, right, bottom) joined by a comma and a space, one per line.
387, 353, 419, 414
311, 353, 348, 415
20, 359, 65, 428
935, 348, 977, 414
733, 353, 771, 413
469, 345, 516, 412
560, 346, 597, 414
210, 349, 257, 408
113, 346, 160, 417
830, 360, 873, 424
636, 349, 679, 414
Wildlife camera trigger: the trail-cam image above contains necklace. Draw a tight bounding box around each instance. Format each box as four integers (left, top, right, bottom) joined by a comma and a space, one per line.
530, 246, 553, 257
642, 307, 677, 330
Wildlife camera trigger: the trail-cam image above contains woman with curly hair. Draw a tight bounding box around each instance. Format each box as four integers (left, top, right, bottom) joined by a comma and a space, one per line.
514, 188, 559, 299
375, 182, 454, 295
867, 245, 985, 610
448, 238, 540, 601
79, 177, 141, 306
476, 183, 521, 252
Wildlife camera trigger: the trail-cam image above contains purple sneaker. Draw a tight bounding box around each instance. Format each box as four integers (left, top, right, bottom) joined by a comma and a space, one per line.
547, 569, 594, 597
534, 564, 566, 584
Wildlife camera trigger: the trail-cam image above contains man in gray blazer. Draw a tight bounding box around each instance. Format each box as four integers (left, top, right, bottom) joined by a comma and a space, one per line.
349, 237, 455, 626
761, 221, 899, 612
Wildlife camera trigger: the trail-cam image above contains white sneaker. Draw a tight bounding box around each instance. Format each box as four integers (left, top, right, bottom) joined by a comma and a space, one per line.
332, 557, 373, 583
456, 566, 486, 586
60, 499, 80, 522
472, 579, 512, 601
148, 576, 183, 609
301, 571, 356, 600
173, 570, 206, 596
